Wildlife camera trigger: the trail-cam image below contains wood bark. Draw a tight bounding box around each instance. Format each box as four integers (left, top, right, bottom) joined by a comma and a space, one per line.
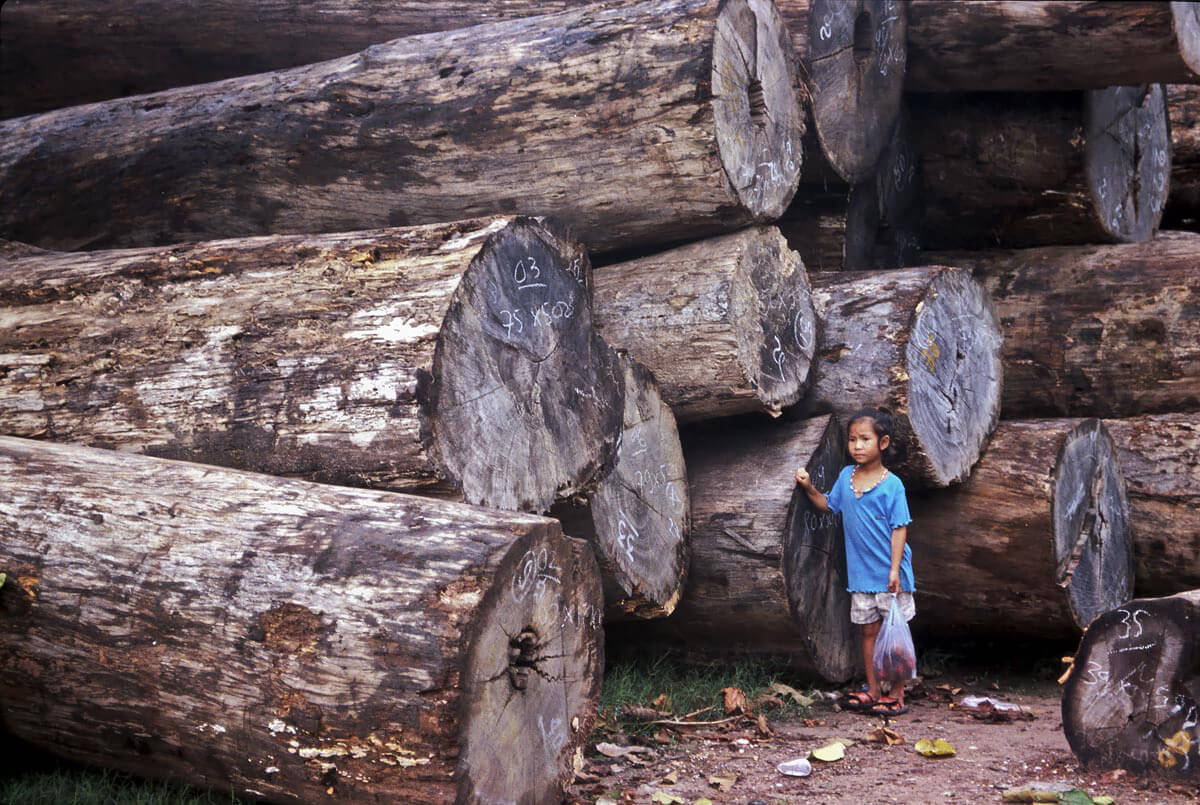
802, 266, 1004, 488
928, 234, 1200, 419
784, 0, 908, 184
1062, 590, 1200, 776
1165, 84, 1200, 228
0, 1, 639, 118
593, 226, 816, 423
0, 217, 624, 514
906, 1, 1200, 92
908, 419, 1134, 640
780, 108, 922, 270
608, 414, 856, 681
0, 436, 605, 805
552, 354, 689, 621
0, 0, 804, 255
912, 86, 1171, 249
1102, 415, 1200, 598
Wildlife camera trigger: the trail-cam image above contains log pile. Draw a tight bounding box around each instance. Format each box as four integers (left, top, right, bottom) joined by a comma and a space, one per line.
2, 0, 1200, 796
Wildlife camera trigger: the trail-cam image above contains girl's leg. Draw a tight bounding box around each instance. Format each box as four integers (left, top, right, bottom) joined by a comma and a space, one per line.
887, 678, 905, 706
861, 620, 882, 699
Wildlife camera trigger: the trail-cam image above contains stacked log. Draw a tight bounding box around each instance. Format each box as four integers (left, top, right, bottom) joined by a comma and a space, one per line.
609, 414, 856, 681
1061, 590, 1200, 776
592, 226, 816, 422
0, 0, 805, 256
927, 236, 1200, 419
1165, 83, 1200, 227
908, 419, 1134, 640
801, 266, 1004, 488
0, 217, 623, 513
552, 354, 690, 620
0, 435, 605, 804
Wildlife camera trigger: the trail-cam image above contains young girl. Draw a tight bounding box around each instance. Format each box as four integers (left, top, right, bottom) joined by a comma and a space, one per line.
794, 407, 915, 716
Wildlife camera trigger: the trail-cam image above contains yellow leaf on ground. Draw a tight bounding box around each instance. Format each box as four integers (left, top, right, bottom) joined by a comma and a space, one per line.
695, 800, 714, 805
811, 741, 846, 762
651, 792, 684, 804
914, 738, 956, 757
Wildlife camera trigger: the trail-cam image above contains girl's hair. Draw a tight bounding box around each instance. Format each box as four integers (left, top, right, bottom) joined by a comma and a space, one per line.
847, 407, 902, 464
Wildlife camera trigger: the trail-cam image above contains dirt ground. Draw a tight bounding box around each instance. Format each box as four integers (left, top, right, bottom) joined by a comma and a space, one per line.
566, 672, 1200, 805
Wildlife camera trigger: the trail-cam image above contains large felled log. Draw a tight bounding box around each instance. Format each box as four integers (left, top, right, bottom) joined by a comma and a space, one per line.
552, 354, 689, 620
608, 414, 855, 681
1062, 590, 1200, 776
912, 86, 1170, 249
782, 0, 907, 183
593, 226, 816, 423
907, 1, 1200, 93
0, 0, 804, 255
1165, 84, 1200, 228
801, 266, 1003, 488
928, 234, 1200, 419
909, 419, 1133, 640
779, 109, 922, 270
0, 1, 609, 118
0, 436, 604, 804
0, 217, 623, 513
1102, 415, 1200, 598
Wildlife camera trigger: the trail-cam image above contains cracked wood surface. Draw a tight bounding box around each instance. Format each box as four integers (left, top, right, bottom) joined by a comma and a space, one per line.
0, 436, 604, 804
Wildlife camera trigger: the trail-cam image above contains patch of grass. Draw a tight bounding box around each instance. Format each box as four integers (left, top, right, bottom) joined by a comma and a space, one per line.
0, 764, 251, 805
597, 651, 811, 735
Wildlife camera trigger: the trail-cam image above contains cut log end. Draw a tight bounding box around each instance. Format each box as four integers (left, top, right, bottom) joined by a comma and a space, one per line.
430, 217, 623, 512
585, 357, 689, 620
734, 227, 816, 415
1062, 589, 1200, 776
1085, 84, 1171, 243
713, 0, 805, 219
807, 0, 907, 182
783, 415, 856, 682
1053, 419, 1134, 630
1173, 2, 1200, 77
458, 534, 604, 805
903, 267, 1003, 486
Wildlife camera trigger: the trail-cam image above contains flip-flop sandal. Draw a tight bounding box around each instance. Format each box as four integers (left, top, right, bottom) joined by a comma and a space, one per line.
838, 691, 877, 711
868, 697, 910, 716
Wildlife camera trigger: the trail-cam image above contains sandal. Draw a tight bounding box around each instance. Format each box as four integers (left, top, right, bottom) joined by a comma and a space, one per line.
868, 697, 909, 716
838, 690, 877, 711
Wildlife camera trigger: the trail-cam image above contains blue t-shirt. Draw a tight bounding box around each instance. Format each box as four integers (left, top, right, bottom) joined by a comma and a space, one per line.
825, 465, 914, 593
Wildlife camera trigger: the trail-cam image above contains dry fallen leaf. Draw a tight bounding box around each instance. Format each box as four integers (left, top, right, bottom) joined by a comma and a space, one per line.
652, 693, 671, 711
722, 686, 748, 715
650, 791, 684, 804
770, 682, 815, 707
811, 741, 846, 762
914, 738, 956, 757
660, 771, 678, 785
756, 713, 772, 736
594, 742, 652, 759
708, 774, 737, 792
865, 726, 904, 745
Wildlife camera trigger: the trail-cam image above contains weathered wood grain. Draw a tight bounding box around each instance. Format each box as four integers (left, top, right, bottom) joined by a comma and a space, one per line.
0, 0, 804, 255
802, 266, 1003, 488
552, 354, 689, 621
1062, 590, 1200, 776
0, 217, 623, 513
909, 419, 1133, 640
0, 436, 604, 804
906, 1, 1200, 92
929, 234, 1200, 419
1102, 415, 1200, 598
593, 226, 816, 423
912, 86, 1170, 249
609, 414, 852, 679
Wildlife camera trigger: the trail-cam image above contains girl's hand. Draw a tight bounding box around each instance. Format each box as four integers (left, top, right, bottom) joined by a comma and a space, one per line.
887, 570, 901, 594
794, 467, 811, 487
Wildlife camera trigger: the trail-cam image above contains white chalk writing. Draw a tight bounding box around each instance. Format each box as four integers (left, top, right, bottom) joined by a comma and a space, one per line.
511, 548, 562, 604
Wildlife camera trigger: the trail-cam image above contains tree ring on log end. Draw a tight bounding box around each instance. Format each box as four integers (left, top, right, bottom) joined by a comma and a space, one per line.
712, 0, 805, 219
587, 356, 689, 619
458, 532, 603, 805
1052, 419, 1133, 630
1084, 84, 1170, 243
903, 267, 1003, 486
732, 227, 816, 415
782, 414, 856, 682
1173, 2, 1200, 77
1062, 590, 1200, 775
430, 217, 623, 513
808, 0, 907, 183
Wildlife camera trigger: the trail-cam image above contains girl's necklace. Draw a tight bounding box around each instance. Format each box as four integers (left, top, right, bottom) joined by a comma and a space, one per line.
851, 465, 888, 498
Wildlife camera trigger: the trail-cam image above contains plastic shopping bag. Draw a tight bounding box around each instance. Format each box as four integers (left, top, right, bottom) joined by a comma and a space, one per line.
872, 595, 917, 682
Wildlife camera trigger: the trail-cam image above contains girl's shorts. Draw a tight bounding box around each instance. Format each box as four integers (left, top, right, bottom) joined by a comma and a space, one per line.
850, 592, 916, 625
